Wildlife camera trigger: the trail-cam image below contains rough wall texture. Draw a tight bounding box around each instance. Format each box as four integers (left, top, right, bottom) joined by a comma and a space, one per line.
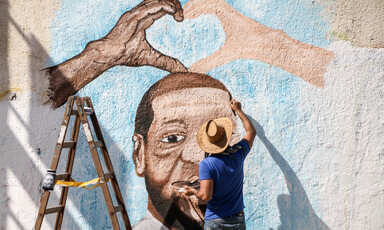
1, 0, 383, 229
324, 0, 384, 48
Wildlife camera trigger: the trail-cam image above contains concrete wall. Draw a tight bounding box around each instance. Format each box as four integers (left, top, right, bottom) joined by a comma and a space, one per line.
1, 0, 383, 229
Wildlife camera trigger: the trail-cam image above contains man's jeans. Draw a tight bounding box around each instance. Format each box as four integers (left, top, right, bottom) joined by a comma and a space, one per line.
204, 212, 246, 230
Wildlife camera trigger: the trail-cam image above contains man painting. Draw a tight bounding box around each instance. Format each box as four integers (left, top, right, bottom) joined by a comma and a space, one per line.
42, 0, 334, 229
132, 72, 242, 229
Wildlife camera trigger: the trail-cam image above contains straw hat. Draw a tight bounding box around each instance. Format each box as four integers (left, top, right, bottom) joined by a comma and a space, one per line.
196, 117, 233, 154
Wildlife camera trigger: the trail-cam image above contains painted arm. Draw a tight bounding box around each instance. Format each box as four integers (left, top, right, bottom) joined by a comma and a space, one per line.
230, 99, 256, 149
45, 0, 187, 108
183, 179, 213, 204
184, 0, 334, 87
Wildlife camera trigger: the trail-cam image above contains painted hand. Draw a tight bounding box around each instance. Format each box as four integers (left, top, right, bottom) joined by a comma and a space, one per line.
184, 0, 334, 87
45, 0, 187, 108
95, 0, 188, 72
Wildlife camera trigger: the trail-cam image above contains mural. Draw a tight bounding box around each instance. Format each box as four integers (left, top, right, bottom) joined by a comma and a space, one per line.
44, 0, 337, 229
2, 0, 384, 229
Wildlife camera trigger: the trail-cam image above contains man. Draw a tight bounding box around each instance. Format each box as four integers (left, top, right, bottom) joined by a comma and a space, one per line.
132, 72, 243, 229
183, 99, 256, 229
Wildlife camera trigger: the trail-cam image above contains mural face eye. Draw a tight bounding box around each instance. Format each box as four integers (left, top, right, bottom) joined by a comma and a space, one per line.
161, 134, 185, 143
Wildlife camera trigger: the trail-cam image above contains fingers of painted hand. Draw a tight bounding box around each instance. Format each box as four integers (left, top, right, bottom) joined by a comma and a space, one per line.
133, 0, 183, 23
188, 47, 236, 74
113, 0, 186, 73
167, 0, 184, 21
184, 0, 210, 20
137, 11, 167, 31
184, 0, 230, 20
142, 46, 188, 73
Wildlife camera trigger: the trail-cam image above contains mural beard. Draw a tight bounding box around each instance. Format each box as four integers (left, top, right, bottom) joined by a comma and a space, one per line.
145, 176, 206, 230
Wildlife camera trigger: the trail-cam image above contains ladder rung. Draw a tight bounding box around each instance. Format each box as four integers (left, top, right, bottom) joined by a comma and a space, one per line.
84, 107, 93, 115
62, 141, 75, 148
71, 108, 93, 116
45, 205, 64, 214
104, 172, 114, 180
114, 205, 123, 213
94, 141, 104, 148
56, 173, 69, 180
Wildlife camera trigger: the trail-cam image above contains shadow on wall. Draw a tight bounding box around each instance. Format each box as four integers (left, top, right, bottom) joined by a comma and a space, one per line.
3, 15, 124, 228
17, 16, 129, 228
249, 117, 330, 230
0, 12, 84, 229
0, 1, 25, 228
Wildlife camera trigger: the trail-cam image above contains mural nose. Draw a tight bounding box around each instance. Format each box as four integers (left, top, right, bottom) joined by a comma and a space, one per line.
181, 137, 205, 163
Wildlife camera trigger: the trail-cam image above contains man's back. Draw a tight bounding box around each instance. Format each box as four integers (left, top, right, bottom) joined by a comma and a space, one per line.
199, 140, 250, 219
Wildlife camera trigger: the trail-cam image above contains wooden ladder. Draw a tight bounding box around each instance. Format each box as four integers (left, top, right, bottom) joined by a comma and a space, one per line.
34, 96, 132, 230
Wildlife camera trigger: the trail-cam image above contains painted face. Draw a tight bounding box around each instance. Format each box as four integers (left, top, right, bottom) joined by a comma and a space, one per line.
43, 175, 55, 189
143, 87, 240, 227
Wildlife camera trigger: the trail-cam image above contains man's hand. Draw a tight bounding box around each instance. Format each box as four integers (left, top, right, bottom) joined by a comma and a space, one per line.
229, 99, 256, 148
46, 0, 187, 108
182, 180, 213, 204
183, 186, 197, 197
230, 99, 242, 113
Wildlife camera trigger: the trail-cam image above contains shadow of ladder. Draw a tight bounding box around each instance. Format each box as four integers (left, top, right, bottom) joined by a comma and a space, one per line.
34, 96, 132, 230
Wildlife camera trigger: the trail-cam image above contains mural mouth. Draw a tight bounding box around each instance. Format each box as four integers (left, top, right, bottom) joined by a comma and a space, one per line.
170, 179, 205, 224
170, 179, 200, 190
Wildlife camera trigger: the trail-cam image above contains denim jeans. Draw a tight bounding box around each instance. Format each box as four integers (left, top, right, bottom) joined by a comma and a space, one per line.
204, 212, 246, 230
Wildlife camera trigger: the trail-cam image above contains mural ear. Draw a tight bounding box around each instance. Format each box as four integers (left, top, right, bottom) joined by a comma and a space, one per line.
132, 133, 146, 177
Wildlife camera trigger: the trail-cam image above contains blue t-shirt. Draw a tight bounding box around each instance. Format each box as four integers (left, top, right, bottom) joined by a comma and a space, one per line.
199, 140, 250, 219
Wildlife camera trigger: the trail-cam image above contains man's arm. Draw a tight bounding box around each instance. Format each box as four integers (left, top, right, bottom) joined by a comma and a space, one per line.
183, 179, 213, 204
230, 99, 256, 149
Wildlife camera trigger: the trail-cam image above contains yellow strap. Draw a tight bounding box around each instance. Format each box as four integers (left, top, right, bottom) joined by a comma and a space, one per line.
56, 177, 109, 190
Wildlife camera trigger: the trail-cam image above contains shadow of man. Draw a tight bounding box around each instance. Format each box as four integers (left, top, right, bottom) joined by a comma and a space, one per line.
249, 117, 329, 230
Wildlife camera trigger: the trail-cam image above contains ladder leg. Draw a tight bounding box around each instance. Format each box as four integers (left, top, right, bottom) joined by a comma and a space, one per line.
76, 97, 121, 229
85, 98, 132, 229
35, 96, 75, 230
34, 191, 51, 229
55, 114, 81, 229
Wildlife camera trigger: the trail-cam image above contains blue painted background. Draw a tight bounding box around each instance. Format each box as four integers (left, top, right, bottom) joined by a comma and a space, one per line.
49, 0, 331, 228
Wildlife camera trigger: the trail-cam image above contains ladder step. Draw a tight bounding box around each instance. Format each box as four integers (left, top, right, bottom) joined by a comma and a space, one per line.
114, 205, 123, 213
71, 108, 93, 116
94, 141, 104, 148
62, 141, 75, 148
45, 205, 64, 214
56, 173, 70, 180
104, 172, 114, 180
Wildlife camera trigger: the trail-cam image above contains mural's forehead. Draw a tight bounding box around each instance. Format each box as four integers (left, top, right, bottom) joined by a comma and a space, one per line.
152, 87, 231, 113
147, 72, 229, 103
150, 87, 236, 138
